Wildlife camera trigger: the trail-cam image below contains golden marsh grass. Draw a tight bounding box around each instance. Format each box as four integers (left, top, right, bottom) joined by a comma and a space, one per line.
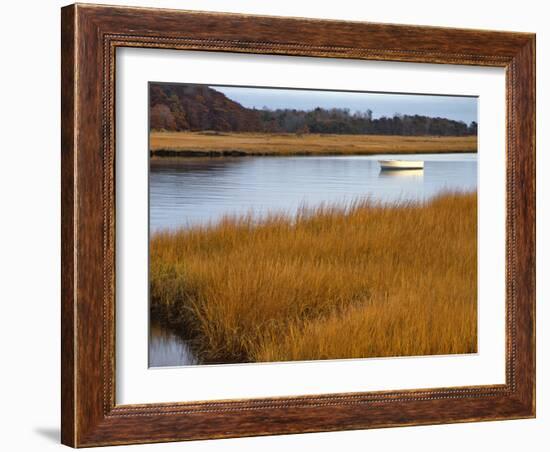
150, 192, 477, 364
150, 131, 477, 156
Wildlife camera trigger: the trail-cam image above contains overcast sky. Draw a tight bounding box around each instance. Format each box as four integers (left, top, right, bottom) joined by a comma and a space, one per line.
215, 86, 477, 124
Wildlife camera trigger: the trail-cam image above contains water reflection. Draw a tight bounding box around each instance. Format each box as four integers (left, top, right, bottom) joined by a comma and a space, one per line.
149, 322, 199, 367
378, 168, 424, 179
150, 153, 477, 231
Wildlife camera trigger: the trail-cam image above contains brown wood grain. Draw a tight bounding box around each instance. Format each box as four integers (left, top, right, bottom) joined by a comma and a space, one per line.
61, 3, 536, 447
60, 5, 76, 446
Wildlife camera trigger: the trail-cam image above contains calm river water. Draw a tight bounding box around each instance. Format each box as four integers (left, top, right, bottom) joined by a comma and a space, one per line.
149, 153, 477, 366
149, 153, 477, 232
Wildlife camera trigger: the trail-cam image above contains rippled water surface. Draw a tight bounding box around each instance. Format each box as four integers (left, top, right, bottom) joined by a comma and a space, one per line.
149, 153, 477, 232
149, 322, 199, 367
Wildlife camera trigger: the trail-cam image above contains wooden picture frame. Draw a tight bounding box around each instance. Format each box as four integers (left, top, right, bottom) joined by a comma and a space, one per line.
61, 3, 535, 447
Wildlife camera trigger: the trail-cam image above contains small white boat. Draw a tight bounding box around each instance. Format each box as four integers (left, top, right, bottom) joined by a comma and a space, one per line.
379, 159, 424, 170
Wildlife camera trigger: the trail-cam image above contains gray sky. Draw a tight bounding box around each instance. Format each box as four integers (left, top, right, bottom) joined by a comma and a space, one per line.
215, 86, 477, 124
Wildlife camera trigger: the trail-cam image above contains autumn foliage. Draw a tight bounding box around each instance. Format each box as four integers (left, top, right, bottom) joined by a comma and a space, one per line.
150, 83, 262, 132
149, 83, 478, 136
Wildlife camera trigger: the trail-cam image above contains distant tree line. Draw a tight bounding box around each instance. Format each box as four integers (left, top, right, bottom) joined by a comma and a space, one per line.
150, 83, 477, 136
258, 108, 477, 136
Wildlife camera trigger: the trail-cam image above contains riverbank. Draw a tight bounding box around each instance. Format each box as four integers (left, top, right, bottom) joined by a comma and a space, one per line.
150, 192, 477, 364
150, 131, 477, 157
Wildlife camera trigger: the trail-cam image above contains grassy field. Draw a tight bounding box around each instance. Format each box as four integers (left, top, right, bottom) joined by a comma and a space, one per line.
150, 192, 477, 364
150, 131, 477, 157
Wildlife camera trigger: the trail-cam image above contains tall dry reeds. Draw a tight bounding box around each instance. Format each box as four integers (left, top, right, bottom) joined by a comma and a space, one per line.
150, 192, 477, 364
150, 131, 478, 156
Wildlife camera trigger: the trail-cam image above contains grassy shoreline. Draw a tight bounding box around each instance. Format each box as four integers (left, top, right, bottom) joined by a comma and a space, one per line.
150, 131, 477, 157
150, 192, 477, 364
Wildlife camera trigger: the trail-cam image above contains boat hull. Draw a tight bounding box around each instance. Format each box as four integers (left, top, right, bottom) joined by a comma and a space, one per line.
379, 160, 424, 170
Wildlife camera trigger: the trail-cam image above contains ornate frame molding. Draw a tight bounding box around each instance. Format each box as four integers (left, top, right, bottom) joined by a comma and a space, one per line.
62, 4, 535, 447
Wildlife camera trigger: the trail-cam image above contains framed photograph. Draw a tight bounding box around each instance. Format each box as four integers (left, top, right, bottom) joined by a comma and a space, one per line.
61, 3, 535, 447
